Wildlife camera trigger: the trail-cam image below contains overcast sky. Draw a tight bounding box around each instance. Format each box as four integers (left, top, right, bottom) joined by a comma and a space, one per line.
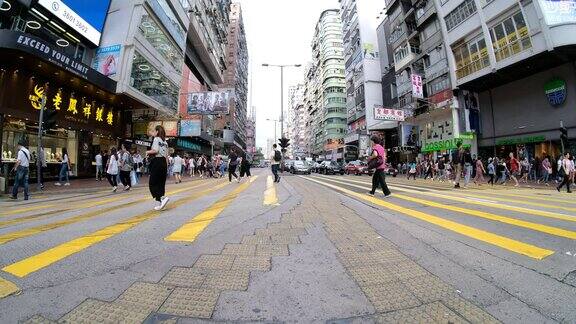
237, 0, 339, 150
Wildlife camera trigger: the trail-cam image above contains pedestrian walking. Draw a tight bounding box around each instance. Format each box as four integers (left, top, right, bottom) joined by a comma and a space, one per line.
133, 150, 143, 181
189, 156, 196, 177
569, 155, 575, 186
106, 147, 119, 192
95, 151, 103, 181
270, 144, 281, 183
239, 153, 251, 181
147, 125, 171, 210
474, 157, 486, 185
407, 161, 417, 180
10, 139, 30, 200
530, 156, 540, 181
556, 152, 572, 193
55, 148, 71, 186
228, 148, 240, 183
436, 157, 446, 182
497, 159, 509, 185
214, 154, 222, 178
487, 158, 495, 186
219, 156, 226, 177
509, 152, 520, 187
173, 153, 183, 184
39, 145, 47, 189
197, 155, 206, 178
463, 148, 473, 188
453, 143, 464, 188
368, 135, 392, 197
538, 157, 552, 186
520, 157, 530, 183
119, 144, 133, 191
423, 161, 434, 180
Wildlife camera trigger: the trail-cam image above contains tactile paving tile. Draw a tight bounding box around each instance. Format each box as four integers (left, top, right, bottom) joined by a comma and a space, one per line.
337, 250, 409, 268
255, 244, 289, 257
347, 266, 398, 286
375, 301, 468, 324
193, 254, 235, 270
256, 228, 307, 236
362, 282, 421, 313
59, 299, 150, 324
159, 267, 207, 288
266, 222, 292, 230
232, 255, 271, 272
269, 234, 301, 244
221, 243, 256, 256
241, 235, 272, 244
157, 288, 219, 319
389, 261, 431, 280
442, 296, 501, 324
401, 275, 456, 303
21, 315, 57, 324
201, 269, 250, 291
115, 282, 174, 312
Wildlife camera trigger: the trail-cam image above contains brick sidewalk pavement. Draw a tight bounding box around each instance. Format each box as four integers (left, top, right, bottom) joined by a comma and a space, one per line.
23, 176, 500, 323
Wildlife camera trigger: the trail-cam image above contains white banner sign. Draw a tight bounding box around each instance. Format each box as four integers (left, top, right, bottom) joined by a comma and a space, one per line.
374, 106, 405, 121
411, 73, 424, 99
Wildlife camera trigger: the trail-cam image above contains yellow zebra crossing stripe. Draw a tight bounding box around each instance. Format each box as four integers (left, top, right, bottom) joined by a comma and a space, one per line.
263, 175, 279, 206
0, 277, 19, 298
2, 181, 228, 278
165, 176, 258, 242
316, 176, 576, 240
304, 176, 554, 260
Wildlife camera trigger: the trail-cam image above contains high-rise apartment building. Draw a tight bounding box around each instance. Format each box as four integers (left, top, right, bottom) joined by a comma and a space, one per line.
304, 9, 347, 161
215, 1, 249, 152
287, 84, 306, 159
340, 0, 384, 161
433, 0, 576, 159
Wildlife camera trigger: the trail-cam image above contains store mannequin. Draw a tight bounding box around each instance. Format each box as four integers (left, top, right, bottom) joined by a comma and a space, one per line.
2, 151, 6, 159
8, 151, 12, 159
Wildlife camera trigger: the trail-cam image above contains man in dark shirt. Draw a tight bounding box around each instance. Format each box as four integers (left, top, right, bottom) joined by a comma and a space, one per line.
452, 142, 464, 188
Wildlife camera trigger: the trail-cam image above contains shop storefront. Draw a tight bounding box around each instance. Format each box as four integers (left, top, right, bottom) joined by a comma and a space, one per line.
0, 30, 123, 184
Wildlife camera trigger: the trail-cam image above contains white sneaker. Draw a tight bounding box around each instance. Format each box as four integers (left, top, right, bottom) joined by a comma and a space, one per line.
112, 186, 117, 192
64, 182, 70, 186
154, 204, 162, 211
54, 182, 62, 186
159, 196, 170, 210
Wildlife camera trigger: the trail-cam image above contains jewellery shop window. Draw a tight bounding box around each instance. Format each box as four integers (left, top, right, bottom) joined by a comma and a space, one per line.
2, 127, 77, 167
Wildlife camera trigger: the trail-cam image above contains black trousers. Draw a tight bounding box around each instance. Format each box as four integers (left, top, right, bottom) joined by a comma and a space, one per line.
228, 165, 238, 182
107, 173, 118, 187
271, 164, 280, 182
371, 169, 391, 196
488, 174, 495, 185
149, 157, 167, 201
557, 174, 571, 192
240, 165, 251, 177
119, 170, 131, 187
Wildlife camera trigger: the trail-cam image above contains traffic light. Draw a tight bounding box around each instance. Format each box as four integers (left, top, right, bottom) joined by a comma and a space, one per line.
560, 126, 568, 152
42, 108, 58, 131
278, 137, 290, 153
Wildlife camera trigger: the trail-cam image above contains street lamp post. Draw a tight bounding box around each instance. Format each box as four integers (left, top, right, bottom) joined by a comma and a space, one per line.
266, 118, 278, 142
262, 63, 301, 138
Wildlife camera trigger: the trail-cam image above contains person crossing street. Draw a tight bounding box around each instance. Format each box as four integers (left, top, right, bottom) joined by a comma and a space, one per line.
270, 144, 281, 183
147, 125, 171, 210
367, 135, 391, 198
10, 139, 30, 200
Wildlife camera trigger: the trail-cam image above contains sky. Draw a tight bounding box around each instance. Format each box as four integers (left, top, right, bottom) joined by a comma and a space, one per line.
237, 0, 339, 150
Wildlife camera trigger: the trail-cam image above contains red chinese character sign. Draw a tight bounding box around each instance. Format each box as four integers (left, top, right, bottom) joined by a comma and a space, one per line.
374, 106, 405, 121
411, 73, 423, 99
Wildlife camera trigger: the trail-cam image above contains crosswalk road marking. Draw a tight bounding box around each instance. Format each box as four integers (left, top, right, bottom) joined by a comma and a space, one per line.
334, 176, 576, 222
0, 277, 19, 298
0, 180, 216, 245
165, 176, 258, 242
263, 175, 279, 206
315, 176, 576, 240
303, 176, 554, 260
2, 182, 228, 278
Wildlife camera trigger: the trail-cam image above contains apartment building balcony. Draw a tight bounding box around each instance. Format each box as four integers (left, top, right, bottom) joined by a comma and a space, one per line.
419, 30, 443, 54
396, 79, 412, 97
424, 58, 449, 82
395, 44, 421, 71
415, 0, 436, 27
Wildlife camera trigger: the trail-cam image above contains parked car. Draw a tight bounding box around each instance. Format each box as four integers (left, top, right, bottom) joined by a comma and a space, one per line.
318, 161, 345, 175
290, 160, 312, 174
385, 163, 399, 177
312, 162, 322, 173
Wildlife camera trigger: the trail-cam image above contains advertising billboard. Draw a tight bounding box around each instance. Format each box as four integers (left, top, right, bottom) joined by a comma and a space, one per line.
374, 106, 405, 121
37, 0, 112, 46
92, 44, 121, 77
180, 120, 201, 137
539, 0, 576, 25
186, 91, 231, 115
411, 74, 423, 99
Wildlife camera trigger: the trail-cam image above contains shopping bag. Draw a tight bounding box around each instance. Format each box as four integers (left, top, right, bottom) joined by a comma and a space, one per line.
130, 170, 138, 186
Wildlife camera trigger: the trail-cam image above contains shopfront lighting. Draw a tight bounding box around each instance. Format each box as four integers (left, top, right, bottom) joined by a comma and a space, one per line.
138, 64, 151, 71
161, 82, 170, 87
0, 1, 11, 11
65, 32, 80, 43
31, 8, 48, 20
49, 21, 66, 32
26, 20, 41, 30
56, 39, 69, 47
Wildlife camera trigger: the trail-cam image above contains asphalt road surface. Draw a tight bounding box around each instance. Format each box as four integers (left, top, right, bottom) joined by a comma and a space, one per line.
0, 169, 574, 323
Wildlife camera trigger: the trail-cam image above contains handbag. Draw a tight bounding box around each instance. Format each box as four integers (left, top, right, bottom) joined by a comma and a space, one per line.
367, 150, 384, 170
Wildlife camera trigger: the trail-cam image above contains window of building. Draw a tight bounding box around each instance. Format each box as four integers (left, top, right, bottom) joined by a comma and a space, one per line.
420, 20, 439, 42
489, 11, 531, 62
452, 35, 489, 79
130, 51, 178, 111
394, 44, 410, 64
139, 10, 184, 72
444, 0, 477, 31
426, 74, 450, 95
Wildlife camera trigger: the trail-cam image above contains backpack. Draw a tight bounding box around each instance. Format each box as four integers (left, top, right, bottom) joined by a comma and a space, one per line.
273, 150, 282, 162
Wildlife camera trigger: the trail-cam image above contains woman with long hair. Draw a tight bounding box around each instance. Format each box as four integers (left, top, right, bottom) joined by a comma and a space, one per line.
368, 135, 391, 197
106, 147, 119, 192
146, 125, 170, 210
55, 147, 71, 186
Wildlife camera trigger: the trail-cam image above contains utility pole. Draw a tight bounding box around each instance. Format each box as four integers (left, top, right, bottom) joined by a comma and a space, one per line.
37, 95, 47, 190
262, 63, 301, 139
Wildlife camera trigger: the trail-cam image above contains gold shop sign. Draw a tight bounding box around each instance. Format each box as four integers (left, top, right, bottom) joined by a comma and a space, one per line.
29, 82, 114, 126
